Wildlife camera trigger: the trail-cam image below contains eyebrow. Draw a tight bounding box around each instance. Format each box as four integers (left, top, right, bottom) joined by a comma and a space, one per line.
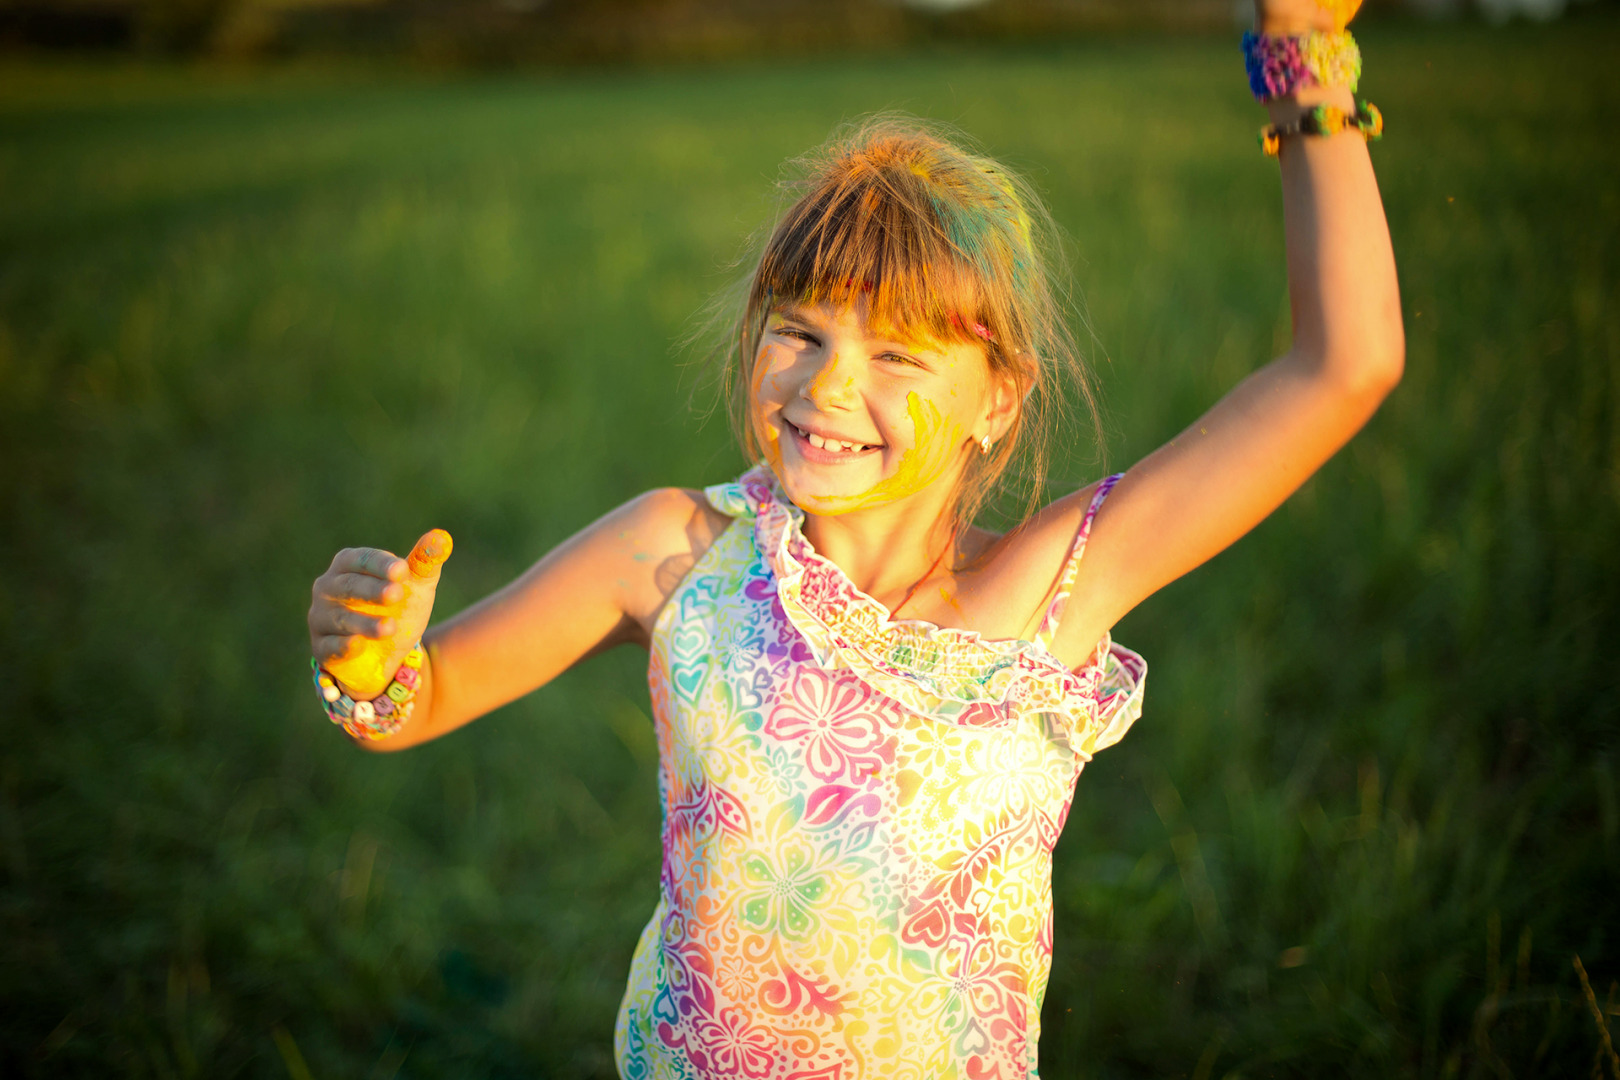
766, 303, 943, 359
769, 304, 902, 344
768, 302, 816, 324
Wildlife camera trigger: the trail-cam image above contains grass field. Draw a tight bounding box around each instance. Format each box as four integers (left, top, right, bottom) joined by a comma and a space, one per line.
2, 15, 1618, 1079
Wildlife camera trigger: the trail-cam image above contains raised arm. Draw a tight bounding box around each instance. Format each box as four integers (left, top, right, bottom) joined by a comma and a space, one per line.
307, 488, 731, 752
1041, 2, 1403, 665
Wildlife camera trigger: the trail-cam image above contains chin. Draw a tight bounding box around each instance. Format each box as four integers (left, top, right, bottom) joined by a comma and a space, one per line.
772, 471, 868, 514
796, 494, 865, 517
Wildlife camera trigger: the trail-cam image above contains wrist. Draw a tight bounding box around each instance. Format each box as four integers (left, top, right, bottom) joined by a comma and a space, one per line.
1265, 83, 1356, 123
1243, 27, 1362, 105
325, 671, 378, 702
1258, 98, 1383, 157
312, 641, 424, 742
1243, 11, 1381, 158
1258, 16, 1315, 35
1258, 0, 1361, 33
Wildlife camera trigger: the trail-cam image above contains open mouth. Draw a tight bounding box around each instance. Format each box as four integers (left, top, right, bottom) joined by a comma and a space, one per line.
787, 421, 882, 457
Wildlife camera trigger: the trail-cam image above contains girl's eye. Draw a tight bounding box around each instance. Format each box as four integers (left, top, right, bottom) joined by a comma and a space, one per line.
879, 352, 924, 368
776, 327, 817, 345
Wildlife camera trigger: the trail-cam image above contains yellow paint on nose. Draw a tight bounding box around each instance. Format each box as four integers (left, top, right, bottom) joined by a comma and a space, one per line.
805, 353, 841, 404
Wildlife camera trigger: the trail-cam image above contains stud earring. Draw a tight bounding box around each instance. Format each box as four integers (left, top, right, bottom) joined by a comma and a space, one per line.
979, 435, 993, 455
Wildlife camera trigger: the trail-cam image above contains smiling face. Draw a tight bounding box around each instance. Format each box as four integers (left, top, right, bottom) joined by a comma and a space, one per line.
751, 299, 1017, 518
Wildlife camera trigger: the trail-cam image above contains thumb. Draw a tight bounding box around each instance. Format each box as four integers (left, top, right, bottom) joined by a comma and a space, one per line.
1322, 0, 1360, 29
406, 528, 453, 580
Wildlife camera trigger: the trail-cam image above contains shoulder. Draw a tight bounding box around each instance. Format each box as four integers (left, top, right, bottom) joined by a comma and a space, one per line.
958, 478, 1112, 646
622, 487, 736, 541
612, 487, 740, 628
996, 480, 1107, 564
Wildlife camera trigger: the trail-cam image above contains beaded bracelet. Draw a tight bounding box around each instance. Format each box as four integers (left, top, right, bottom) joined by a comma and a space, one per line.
310, 642, 423, 741
1259, 99, 1383, 157
1243, 29, 1362, 102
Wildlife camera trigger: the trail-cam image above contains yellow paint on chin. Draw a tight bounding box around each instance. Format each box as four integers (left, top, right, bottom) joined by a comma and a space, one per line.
803, 391, 962, 516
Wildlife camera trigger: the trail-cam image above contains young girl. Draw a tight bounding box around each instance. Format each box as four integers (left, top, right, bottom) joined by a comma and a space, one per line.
306, 1, 1401, 1074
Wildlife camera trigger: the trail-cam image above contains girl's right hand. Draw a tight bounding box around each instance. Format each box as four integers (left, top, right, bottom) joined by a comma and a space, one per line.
308, 529, 453, 700
1254, 0, 1361, 33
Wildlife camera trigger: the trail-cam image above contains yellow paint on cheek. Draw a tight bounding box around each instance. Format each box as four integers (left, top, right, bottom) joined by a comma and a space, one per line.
751, 356, 785, 475
807, 391, 962, 514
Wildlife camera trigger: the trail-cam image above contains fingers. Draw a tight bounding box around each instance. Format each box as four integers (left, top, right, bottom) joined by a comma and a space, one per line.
1257, 0, 1347, 33
327, 572, 403, 605
330, 546, 407, 582
1323, 0, 1362, 30
309, 532, 447, 659
407, 529, 453, 580
311, 633, 358, 665
313, 604, 396, 640
310, 629, 395, 665
325, 534, 449, 586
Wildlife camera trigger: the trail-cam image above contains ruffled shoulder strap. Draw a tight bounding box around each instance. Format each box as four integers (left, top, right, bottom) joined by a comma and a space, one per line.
722, 464, 1144, 739
702, 466, 778, 519
1034, 473, 1123, 650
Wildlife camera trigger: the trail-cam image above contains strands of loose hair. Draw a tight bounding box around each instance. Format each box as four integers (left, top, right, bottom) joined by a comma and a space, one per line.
706, 114, 1104, 533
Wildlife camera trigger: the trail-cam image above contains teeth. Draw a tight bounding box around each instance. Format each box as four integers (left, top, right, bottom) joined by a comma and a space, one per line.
798, 425, 872, 453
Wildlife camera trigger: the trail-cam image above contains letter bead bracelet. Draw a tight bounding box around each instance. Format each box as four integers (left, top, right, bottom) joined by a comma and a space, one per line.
310, 643, 423, 741
1259, 100, 1383, 157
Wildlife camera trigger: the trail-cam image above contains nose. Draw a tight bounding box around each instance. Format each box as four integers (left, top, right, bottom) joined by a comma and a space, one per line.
799, 351, 859, 411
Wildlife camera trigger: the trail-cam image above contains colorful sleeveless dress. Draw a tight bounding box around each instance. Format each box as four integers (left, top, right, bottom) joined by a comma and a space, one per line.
615, 468, 1146, 1080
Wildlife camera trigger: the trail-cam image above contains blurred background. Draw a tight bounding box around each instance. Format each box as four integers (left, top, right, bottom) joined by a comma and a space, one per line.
0, 0, 1607, 60
2, 0, 1617, 1077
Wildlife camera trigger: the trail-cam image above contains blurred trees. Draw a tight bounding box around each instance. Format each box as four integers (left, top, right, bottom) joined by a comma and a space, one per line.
0, 0, 1522, 63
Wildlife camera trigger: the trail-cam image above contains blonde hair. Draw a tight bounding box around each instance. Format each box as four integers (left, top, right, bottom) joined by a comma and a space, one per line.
717, 115, 1101, 531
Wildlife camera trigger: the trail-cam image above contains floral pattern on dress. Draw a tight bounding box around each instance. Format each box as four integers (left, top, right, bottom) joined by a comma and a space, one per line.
616, 469, 1146, 1079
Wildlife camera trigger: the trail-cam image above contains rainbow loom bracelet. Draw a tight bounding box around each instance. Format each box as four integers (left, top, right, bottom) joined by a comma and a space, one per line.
310, 642, 423, 741
1243, 29, 1362, 102
1259, 99, 1383, 157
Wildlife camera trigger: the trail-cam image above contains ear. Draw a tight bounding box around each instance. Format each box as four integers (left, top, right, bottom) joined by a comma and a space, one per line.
980, 364, 1028, 444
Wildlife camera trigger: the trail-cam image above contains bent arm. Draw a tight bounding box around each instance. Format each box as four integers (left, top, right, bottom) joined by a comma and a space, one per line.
366, 488, 729, 752
1047, 82, 1403, 663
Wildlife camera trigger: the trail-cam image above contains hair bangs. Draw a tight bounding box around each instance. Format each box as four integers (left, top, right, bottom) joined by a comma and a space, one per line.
755, 166, 992, 353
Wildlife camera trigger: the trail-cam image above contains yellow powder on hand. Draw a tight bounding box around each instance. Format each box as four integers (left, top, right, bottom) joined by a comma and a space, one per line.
1320, 0, 1362, 28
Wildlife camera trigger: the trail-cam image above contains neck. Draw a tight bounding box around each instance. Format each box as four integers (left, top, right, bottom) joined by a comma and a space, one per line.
799, 482, 960, 612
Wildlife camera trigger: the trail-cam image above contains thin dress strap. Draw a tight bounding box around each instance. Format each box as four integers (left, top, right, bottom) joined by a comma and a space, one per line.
1034, 473, 1123, 649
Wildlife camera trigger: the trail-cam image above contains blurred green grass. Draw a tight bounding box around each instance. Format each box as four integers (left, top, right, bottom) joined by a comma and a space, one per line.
2, 17, 1618, 1079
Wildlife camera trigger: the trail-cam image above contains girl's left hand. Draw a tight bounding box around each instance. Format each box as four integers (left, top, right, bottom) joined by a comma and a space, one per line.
1254, 0, 1362, 33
